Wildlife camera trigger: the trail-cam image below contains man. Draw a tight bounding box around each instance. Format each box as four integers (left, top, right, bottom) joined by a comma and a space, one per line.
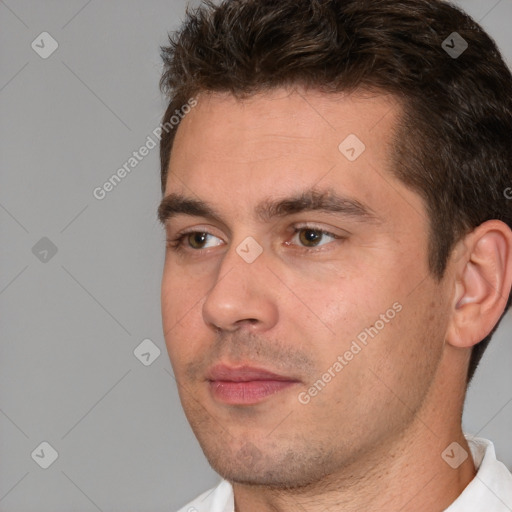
157, 0, 512, 510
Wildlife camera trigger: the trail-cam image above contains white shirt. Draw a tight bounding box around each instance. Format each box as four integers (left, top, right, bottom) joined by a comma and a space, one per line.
176, 436, 512, 512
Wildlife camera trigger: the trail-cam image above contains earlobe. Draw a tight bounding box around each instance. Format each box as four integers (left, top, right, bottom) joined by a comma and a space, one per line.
447, 221, 512, 349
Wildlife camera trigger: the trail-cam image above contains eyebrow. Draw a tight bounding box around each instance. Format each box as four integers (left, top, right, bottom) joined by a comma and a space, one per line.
157, 188, 381, 226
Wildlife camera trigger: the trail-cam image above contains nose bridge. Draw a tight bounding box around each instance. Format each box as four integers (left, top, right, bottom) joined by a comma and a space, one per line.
202, 236, 278, 331
215, 234, 267, 288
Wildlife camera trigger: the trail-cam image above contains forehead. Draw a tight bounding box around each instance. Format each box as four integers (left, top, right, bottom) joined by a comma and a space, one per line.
170, 88, 400, 165
164, 88, 425, 231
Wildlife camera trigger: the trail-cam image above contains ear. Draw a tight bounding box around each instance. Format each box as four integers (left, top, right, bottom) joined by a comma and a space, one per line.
446, 220, 512, 349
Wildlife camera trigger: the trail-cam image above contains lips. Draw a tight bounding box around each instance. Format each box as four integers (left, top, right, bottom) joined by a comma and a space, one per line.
206, 364, 300, 405
207, 364, 297, 382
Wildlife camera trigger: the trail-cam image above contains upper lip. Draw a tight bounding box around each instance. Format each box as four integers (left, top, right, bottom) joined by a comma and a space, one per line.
206, 364, 299, 382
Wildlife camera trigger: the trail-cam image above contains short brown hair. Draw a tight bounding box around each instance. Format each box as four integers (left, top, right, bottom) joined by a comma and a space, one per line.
159, 0, 512, 382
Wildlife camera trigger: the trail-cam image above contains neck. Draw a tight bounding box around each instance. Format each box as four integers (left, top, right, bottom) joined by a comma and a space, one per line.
233, 423, 475, 512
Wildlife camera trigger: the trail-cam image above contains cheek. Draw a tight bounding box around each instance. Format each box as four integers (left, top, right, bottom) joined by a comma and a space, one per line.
161, 259, 208, 323
161, 265, 206, 362
161, 273, 181, 334
290, 272, 390, 343
361, 288, 448, 409
292, 268, 414, 390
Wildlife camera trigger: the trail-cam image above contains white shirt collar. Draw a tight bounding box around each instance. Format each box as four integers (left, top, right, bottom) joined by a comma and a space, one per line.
444, 435, 512, 511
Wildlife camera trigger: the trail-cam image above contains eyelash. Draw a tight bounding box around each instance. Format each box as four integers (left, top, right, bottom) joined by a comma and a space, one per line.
166, 225, 344, 254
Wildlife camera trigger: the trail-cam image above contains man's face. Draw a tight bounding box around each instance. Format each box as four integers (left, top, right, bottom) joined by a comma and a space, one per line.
160, 89, 452, 487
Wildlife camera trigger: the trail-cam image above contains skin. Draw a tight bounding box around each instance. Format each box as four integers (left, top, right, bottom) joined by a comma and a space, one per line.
159, 88, 512, 511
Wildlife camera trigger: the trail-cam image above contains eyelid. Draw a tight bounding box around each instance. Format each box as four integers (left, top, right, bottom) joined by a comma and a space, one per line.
291, 221, 348, 235
168, 224, 225, 240
289, 222, 349, 240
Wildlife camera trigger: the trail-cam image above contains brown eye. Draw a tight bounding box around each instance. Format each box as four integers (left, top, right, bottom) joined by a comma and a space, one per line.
290, 226, 340, 250
187, 232, 208, 249
298, 228, 324, 247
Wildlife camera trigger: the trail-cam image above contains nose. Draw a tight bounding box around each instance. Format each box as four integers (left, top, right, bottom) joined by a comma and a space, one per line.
202, 242, 279, 333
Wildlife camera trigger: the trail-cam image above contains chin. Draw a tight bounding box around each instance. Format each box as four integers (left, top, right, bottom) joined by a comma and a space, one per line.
203, 441, 334, 490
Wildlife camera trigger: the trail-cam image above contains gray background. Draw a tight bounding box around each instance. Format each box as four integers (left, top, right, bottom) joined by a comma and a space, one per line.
0, 0, 511, 510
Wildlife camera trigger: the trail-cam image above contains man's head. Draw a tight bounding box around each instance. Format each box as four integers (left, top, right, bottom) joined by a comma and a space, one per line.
157, 0, 512, 490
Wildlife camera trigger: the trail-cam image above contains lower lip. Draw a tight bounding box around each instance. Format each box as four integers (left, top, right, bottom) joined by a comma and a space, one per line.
209, 380, 297, 405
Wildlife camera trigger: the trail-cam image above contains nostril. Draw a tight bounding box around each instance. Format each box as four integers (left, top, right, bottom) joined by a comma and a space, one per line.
236, 318, 258, 326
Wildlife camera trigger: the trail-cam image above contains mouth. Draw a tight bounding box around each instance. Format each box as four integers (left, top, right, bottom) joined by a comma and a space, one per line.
206, 364, 301, 405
